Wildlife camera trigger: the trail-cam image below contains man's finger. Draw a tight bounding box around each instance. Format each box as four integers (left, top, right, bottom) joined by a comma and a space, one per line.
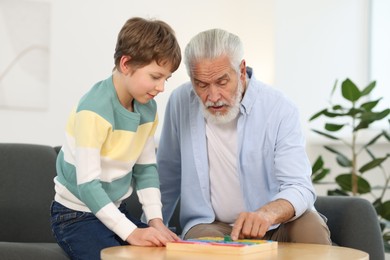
231, 216, 245, 240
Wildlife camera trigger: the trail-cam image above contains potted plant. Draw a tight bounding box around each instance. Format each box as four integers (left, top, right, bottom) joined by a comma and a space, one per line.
309, 78, 390, 250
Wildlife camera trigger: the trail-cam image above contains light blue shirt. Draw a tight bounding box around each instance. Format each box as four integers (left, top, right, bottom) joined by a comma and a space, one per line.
157, 68, 316, 236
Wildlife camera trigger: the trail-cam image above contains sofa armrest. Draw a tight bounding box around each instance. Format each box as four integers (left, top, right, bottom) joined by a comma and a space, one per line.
315, 196, 385, 260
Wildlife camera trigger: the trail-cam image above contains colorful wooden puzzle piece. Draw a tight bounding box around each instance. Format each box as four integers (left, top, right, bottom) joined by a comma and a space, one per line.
166, 236, 278, 255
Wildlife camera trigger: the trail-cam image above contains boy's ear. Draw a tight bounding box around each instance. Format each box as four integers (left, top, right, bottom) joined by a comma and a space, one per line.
119, 55, 132, 74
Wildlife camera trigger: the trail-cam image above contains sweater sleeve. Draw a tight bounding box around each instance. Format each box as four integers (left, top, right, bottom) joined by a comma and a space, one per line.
132, 115, 162, 223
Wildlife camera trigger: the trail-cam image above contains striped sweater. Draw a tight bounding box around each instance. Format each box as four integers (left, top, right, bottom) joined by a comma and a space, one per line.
54, 75, 161, 240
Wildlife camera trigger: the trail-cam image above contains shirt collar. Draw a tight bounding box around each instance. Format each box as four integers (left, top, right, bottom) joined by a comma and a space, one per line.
240, 67, 259, 115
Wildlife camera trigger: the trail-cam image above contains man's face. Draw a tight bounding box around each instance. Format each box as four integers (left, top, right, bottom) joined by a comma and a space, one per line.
191, 56, 246, 124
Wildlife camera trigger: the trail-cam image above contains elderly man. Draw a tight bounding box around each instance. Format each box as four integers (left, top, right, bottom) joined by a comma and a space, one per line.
157, 28, 331, 244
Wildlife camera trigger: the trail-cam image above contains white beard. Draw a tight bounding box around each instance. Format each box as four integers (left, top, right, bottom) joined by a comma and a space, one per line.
200, 80, 244, 124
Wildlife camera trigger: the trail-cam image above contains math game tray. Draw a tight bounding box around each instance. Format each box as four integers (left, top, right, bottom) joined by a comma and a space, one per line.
166, 236, 278, 255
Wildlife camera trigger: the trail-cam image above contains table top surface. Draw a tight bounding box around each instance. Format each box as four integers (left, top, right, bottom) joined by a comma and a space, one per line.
101, 242, 369, 260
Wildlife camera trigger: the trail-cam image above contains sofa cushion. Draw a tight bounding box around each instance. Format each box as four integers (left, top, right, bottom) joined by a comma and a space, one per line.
0, 143, 58, 242
0, 242, 69, 260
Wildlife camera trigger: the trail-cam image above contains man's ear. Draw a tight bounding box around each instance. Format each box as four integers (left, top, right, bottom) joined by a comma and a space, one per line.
119, 55, 132, 74
239, 59, 246, 81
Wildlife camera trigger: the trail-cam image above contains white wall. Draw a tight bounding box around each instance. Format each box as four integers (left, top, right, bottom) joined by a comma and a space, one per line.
1, 0, 375, 147
0, 0, 275, 145
3, 0, 387, 190
370, 0, 390, 118
273, 0, 390, 199
275, 0, 371, 141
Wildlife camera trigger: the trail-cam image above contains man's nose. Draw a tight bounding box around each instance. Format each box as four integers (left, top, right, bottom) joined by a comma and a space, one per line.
207, 85, 220, 103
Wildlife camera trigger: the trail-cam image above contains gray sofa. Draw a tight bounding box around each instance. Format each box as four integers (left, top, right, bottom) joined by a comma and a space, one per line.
0, 143, 385, 259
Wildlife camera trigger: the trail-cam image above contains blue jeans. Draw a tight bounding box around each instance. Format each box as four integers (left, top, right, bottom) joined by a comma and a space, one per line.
50, 201, 148, 260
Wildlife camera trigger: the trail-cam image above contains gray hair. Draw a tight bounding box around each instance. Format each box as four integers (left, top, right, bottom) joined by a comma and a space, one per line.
184, 29, 244, 76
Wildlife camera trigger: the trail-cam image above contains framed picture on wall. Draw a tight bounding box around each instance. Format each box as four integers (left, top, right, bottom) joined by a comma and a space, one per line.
0, 0, 50, 110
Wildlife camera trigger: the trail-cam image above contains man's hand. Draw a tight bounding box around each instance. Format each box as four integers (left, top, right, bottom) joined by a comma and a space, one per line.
126, 227, 168, 246
230, 199, 295, 240
231, 211, 272, 240
148, 218, 180, 242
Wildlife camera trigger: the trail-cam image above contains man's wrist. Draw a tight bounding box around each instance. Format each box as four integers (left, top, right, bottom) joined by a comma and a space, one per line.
148, 218, 163, 225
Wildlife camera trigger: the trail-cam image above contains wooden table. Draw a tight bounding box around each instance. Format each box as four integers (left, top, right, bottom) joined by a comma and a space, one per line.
101, 243, 369, 260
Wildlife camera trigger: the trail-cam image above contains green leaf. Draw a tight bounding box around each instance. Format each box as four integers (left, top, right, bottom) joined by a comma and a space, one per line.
335, 173, 371, 194
312, 169, 330, 183
360, 109, 390, 122
341, 79, 361, 102
309, 109, 327, 121
380, 222, 387, 232
384, 130, 390, 141
378, 109, 390, 120
325, 123, 345, 131
373, 199, 390, 224
364, 132, 384, 147
312, 156, 324, 173
332, 105, 343, 110
346, 108, 364, 117
323, 147, 351, 167
359, 156, 389, 173
323, 145, 347, 158
355, 109, 390, 132
311, 129, 339, 140
384, 230, 390, 239
361, 81, 376, 96
373, 198, 383, 214
361, 98, 381, 112
323, 110, 347, 118
354, 120, 370, 131
311, 156, 330, 183
327, 189, 349, 196
383, 236, 390, 252
330, 79, 338, 97
378, 200, 390, 221
336, 154, 352, 167
365, 147, 376, 160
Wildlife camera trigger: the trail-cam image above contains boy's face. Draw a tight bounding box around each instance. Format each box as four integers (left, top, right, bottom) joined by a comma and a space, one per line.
125, 60, 172, 104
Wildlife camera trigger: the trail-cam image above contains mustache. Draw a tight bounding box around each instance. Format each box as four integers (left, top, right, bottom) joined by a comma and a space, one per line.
205, 100, 228, 108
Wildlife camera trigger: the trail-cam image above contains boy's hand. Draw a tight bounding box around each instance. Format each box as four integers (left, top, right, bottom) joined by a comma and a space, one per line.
148, 218, 181, 242
126, 227, 168, 246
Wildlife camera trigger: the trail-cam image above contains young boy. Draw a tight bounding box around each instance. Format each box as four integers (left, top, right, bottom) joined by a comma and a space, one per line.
50, 17, 181, 259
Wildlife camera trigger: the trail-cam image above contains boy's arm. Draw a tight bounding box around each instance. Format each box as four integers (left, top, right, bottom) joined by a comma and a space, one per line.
132, 135, 163, 222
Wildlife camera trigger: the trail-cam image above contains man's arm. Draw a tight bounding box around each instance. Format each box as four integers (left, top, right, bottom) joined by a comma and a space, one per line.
231, 199, 294, 240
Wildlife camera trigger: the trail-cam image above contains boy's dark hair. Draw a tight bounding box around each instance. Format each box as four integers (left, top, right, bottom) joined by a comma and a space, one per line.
114, 17, 181, 72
